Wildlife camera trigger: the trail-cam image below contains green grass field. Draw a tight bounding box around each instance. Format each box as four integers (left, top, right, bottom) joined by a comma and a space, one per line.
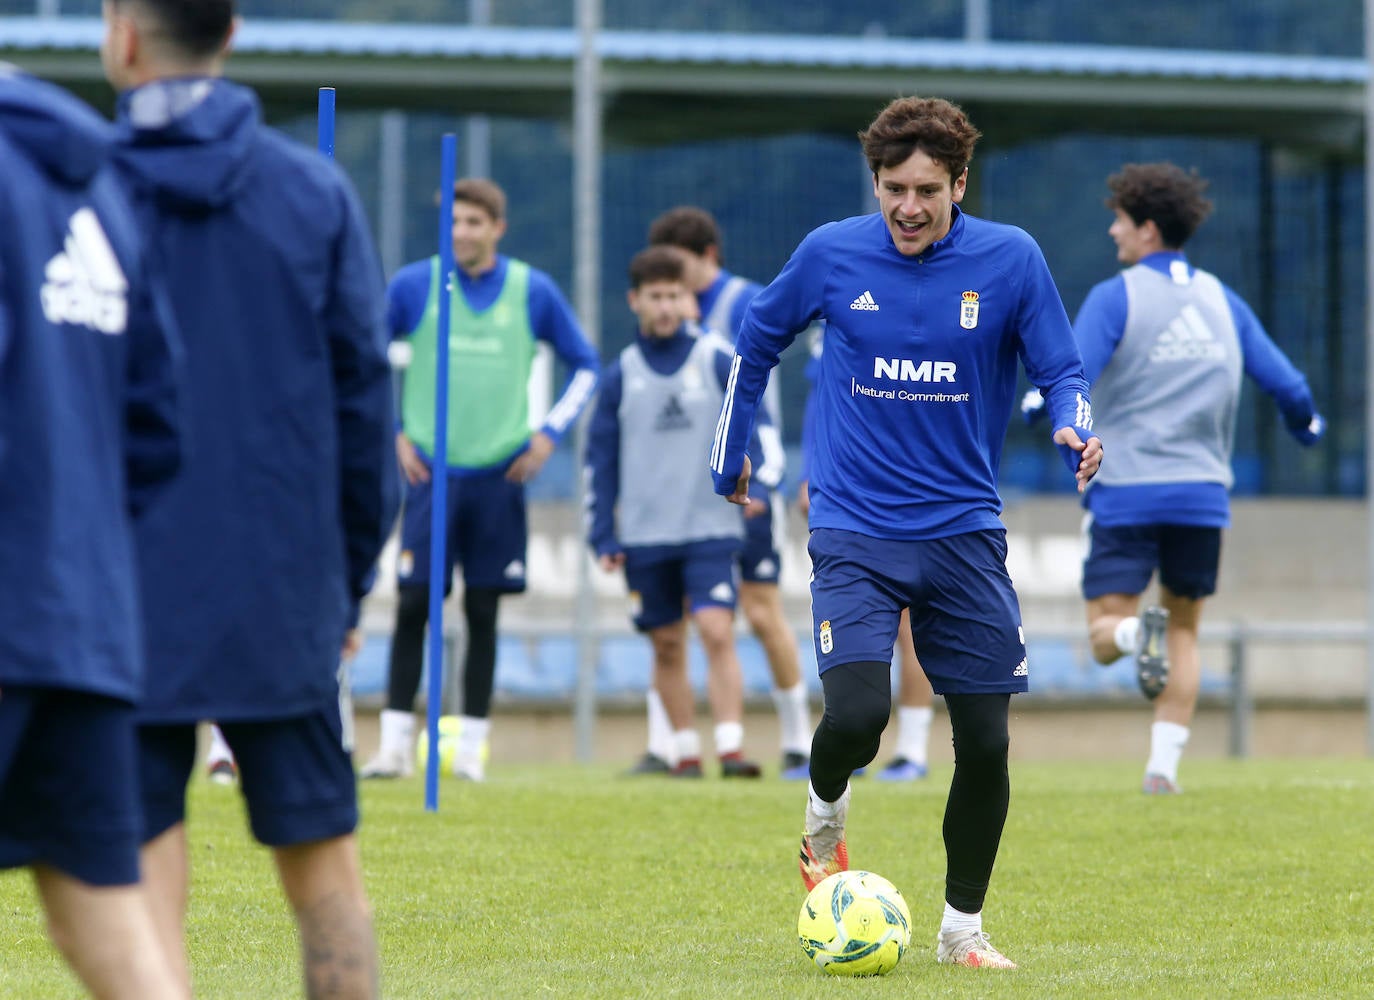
2, 758, 1372, 998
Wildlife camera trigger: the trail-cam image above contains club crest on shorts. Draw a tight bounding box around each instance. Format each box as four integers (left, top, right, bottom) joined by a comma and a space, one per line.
819, 619, 834, 655
959, 290, 980, 330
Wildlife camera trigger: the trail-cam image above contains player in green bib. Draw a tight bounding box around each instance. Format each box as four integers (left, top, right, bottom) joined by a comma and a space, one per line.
362, 178, 599, 781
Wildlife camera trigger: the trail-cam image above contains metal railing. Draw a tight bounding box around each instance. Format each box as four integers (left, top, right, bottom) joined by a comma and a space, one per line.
365, 617, 1370, 761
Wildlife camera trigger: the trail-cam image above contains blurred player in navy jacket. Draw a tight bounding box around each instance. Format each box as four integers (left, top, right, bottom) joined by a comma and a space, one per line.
103, 1, 398, 995
0, 67, 185, 999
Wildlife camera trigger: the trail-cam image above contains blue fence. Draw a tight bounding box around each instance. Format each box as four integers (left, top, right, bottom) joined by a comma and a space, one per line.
347, 628, 1231, 705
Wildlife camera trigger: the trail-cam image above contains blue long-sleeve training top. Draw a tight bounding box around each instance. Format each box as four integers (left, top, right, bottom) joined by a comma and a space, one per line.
1073, 250, 1319, 527
712, 207, 1093, 540
586, 324, 767, 558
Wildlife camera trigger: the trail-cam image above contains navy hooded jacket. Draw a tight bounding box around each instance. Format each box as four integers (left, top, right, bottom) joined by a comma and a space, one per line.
112, 78, 399, 722
0, 68, 183, 702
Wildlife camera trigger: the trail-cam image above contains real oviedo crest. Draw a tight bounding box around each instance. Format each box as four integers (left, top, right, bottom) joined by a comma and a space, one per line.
959, 290, 980, 330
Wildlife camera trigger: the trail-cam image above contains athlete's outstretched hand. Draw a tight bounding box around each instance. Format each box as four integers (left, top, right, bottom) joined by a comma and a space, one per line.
726, 454, 753, 507
1054, 426, 1103, 493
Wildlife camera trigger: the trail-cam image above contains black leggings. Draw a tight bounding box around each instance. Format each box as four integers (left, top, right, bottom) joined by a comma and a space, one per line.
810, 662, 1010, 914
385, 586, 502, 718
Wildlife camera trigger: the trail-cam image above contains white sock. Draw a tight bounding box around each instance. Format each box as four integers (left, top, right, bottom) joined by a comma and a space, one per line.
646, 689, 675, 763
940, 901, 981, 937
808, 782, 844, 814
1145, 721, 1190, 782
714, 721, 744, 756
1114, 616, 1141, 657
895, 706, 933, 765
206, 724, 234, 766
457, 715, 490, 760
378, 708, 415, 757
674, 728, 702, 763
771, 683, 812, 755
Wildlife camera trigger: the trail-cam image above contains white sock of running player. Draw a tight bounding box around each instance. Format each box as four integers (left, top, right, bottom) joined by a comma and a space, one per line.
1114, 616, 1141, 657
713, 721, 744, 757
940, 901, 982, 937
674, 728, 702, 764
1146, 721, 1189, 782
895, 705, 933, 766
646, 688, 676, 764
206, 724, 234, 766
771, 682, 811, 755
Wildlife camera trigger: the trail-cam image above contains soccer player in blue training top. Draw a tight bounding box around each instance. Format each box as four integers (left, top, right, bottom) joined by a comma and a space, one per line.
585, 246, 762, 778
102, 2, 399, 996
1065, 162, 1324, 795
0, 66, 185, 999
643, 206, 811, 780
711, 96, 1101, 970
361, 176, 599, 783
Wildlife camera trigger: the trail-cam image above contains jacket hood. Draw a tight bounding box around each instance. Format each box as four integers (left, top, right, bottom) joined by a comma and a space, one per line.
113, 77, 259, 211
0, 64, 112, 185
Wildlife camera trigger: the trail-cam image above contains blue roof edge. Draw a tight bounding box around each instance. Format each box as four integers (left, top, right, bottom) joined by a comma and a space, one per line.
0, 17, 1364, 83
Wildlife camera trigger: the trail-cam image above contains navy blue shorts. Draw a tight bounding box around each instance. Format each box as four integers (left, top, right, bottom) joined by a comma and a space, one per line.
140, 704, 357, 848
624, 543, 739, 632
738, 496, 783, 584
808, 527, 1028, 695
0, 687, 142, 886
397, 467, 527, 594
1081, 519, 1221, 601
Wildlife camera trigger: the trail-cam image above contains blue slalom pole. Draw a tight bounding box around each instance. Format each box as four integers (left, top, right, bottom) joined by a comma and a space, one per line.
317, 87, 335, 157
425, 133, 458, 812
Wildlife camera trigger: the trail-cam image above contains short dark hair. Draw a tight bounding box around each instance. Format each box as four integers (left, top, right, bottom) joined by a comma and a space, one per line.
628, 245, 686, 290
452, 178, 506, 222
647, 206, 721, 258
858, 96, 981, 181
113, 0, 234, 59
1106, 162, 1213, 249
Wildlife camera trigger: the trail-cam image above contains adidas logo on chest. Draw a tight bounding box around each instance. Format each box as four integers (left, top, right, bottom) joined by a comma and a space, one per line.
849, 290, 880, 311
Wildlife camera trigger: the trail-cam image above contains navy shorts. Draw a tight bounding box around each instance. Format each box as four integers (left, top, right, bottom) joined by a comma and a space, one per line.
624, 543, 739, 632
140, 704, 357, 848
1081, 519, 1222, 601
397, 466, 527, 594
738, 494, 784, 584
808, 527, 1028, 695
0, 687, 142, 886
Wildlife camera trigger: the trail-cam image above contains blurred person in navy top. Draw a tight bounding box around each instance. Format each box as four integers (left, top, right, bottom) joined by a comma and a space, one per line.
711, 96, 1101, 970
103, 1, 398, 996
0, 66, 185, 999
1063, 163, 1323, 795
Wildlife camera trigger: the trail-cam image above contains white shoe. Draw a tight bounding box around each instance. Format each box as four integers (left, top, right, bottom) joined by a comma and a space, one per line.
452, 744, 487, 782
360, 744, 413, 779
361, 709, 415, 778
936, 928, 1017, 969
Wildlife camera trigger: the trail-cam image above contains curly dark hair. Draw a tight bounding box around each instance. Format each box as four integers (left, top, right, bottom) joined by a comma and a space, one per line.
858, 96, 981, 180
1106, 163, 1214, 249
